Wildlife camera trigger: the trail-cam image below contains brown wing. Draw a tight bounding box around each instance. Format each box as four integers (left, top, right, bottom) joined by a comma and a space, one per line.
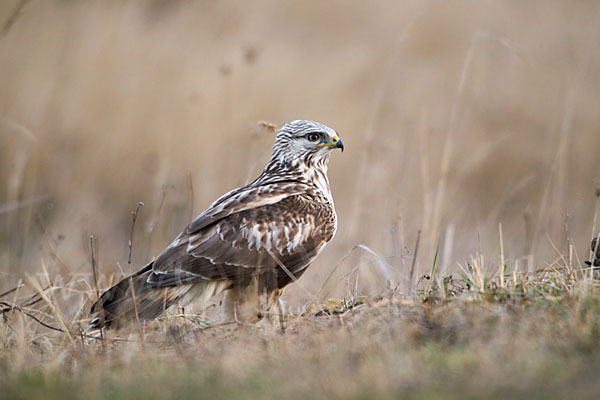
146, 190, 337, 290
186, 180, 312, 231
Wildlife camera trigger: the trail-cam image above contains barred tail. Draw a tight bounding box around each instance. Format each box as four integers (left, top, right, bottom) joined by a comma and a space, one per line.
89, 262, 177, 329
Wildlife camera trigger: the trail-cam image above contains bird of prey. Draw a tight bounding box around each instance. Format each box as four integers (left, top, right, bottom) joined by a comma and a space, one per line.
90, 120, 344, 328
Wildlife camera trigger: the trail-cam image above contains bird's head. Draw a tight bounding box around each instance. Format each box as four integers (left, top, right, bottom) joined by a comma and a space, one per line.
271, 120, 344, 166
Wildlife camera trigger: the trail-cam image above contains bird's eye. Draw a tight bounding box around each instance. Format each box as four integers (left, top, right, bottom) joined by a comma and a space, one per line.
307, 133, 320, 142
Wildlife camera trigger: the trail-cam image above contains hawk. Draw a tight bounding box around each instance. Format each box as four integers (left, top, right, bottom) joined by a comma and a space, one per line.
90, 120, 344, 328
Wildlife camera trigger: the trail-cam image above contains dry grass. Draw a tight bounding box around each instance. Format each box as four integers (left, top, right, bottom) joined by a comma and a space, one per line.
1, 1, 600, 399
2, 264, 600, 399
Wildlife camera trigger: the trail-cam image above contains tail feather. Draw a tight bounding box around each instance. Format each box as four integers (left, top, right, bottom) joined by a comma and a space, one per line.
89, 262, 179, 329
89, 263, 231, 329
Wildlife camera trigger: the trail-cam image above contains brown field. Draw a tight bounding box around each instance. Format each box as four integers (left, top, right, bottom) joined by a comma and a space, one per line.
1, 1, 600, 399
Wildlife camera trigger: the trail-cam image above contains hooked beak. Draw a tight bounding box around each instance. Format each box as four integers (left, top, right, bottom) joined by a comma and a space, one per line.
318, 135, 344, 152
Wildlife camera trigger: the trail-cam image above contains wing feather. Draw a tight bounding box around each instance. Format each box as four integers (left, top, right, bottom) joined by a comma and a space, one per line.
147, 187, 336, 289
186, 181, 310, 232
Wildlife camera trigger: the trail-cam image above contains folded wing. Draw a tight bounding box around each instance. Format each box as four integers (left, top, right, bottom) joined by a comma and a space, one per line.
147, 183, 336, 289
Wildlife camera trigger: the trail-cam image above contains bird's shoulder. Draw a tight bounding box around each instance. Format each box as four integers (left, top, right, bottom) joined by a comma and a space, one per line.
184, 180, 307, 232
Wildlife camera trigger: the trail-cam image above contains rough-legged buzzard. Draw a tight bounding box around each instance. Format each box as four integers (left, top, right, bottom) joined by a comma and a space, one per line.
90, 120, 343, 328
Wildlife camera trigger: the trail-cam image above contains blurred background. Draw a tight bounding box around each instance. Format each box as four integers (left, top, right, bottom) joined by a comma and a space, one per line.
1, 0, 599, 307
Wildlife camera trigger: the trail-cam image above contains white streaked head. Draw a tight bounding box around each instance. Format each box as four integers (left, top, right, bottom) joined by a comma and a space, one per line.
271, 120, 344, 165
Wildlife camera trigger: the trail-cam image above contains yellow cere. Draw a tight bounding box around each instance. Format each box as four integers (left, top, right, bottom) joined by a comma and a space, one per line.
317, 136, 339, 148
